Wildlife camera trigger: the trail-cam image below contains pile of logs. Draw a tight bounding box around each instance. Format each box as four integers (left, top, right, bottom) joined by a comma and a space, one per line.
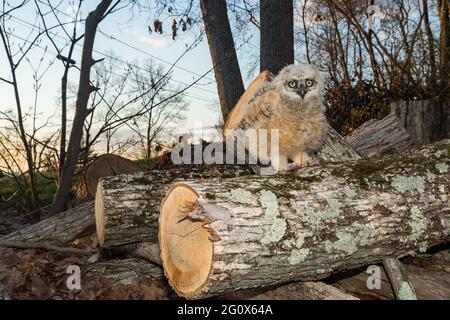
94, 139, 450, 299
1, 72, 449, 300
91, 73, 450, 299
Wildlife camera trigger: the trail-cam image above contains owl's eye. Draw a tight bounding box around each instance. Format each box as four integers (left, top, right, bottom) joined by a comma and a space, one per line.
305, 79, 314, 87
288, 80, 298, 88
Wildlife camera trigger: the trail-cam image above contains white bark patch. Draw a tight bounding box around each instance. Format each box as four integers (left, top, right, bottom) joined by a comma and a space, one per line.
259, 190, 287, 244
391, 175, 425, 194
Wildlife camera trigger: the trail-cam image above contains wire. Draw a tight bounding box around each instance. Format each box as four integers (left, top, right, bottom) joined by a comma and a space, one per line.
2, 16, 218, 104
5, 12, 218, 97
35, 0, 216, 82
4, 31, 218, 104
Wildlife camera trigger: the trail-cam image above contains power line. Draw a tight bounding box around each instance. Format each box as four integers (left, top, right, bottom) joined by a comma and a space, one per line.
6, 12, 218, 97
35, 0, 216, 82
3, 30, 217, 104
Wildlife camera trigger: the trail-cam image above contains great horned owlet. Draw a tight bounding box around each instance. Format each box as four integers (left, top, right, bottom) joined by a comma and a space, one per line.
241, 64, 329, 171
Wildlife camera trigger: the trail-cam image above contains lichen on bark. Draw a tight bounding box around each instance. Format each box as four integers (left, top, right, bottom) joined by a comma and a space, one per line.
259, 190, 287, 244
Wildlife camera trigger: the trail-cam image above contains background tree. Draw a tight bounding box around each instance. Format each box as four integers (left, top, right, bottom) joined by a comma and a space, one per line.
260, 0, 294, 74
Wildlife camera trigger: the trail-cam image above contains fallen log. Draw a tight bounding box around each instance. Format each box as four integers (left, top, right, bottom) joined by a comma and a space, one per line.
0, 201, 94, 247
159, 140, 450, 299
345, 113, 415, 157
95, 165, 255, 247
250, 281, 359, 300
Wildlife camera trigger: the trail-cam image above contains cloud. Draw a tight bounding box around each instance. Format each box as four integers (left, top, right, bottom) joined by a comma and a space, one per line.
136, 35, 171, 49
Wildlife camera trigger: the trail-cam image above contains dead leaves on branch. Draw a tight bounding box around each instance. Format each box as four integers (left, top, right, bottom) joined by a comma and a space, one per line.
149, 16, 193, 40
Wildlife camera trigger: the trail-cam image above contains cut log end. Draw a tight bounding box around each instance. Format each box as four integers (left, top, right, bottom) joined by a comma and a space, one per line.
159, 183, 213, 299
84, 154, 142, 197
95, 182, 105, 246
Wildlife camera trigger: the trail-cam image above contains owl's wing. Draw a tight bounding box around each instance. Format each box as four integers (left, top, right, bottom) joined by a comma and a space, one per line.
241, 88, 277, 129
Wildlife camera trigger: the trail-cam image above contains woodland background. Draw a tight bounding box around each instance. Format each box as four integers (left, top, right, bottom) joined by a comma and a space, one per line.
0, 0, 448, 223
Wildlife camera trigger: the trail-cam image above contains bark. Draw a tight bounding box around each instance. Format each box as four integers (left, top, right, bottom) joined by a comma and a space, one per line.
85, 258, 164, 285
439, 0, 450, 102
345, 113, 414, 157
383, 257, 417, 300
391, 100, 447, 144
250, 281, 358, 300
260, 0, 294, 75
334, 258, 450, 300
95, 165, 255, 247
200, 0, 245, 120
0, 202, 94, 254
423, 0, 437, 90
159, 140, 450, 298
48, 0, 114, 216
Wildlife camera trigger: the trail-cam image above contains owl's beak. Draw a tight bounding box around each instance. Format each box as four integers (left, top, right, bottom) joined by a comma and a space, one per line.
296, 85, 307, 98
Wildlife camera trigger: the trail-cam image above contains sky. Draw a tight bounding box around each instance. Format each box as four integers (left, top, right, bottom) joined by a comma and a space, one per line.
0, 0, 257, 150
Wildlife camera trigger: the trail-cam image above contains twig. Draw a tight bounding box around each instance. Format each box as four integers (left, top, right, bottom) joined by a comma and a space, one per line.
0, 240, 94, 256
383, 257, 417, 300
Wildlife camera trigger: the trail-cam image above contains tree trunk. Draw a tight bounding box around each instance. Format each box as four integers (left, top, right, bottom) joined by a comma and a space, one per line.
391, 100, 447, 144
48, 0, 113, 216
0, 201, 94, 247
159, 140, 450, 299
260, 0, 294, 75
95, 165, 255, 247
200, 0, 245, 120
345, 113, 414, 157
439, 0, 450, 102
423, 0, 437, 90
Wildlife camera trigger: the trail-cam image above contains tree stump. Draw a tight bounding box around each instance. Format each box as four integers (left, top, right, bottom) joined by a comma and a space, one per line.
346, 113, 415, 157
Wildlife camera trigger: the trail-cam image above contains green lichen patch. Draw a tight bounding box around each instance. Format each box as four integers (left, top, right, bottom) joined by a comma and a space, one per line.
343, 186, 357, 198
402, 206, 428, 244
325, 231, 357, 255
308, 199, 341, 230
259, 190, 287, 245
426, 171, 436, 183
441, 218, 450, 236
398, 282, 417, 300
287, 231, 312, 264
230, 188, 253, 204
358, 226, 377, 246
435, 162, 449, 174
324, 226, 376, 256
391, 175, 425, 194
288, 248, 310, 264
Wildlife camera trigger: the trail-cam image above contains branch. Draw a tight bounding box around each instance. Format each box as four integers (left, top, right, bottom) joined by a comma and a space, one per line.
0, 240, 94, 255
